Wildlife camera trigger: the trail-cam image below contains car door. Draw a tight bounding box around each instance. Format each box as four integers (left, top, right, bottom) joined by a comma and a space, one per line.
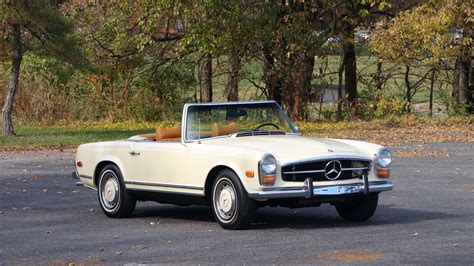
125, 141, 189, 192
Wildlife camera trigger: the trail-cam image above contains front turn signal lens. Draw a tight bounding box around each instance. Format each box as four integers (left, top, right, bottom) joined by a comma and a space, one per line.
245, 171, 254, 178
376, 168, 390, 179
262, 175, 276, 186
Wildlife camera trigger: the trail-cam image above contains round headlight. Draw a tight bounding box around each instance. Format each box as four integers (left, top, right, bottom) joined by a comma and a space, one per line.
259, 154, 277, 186
260, 155, 276, 175
377, 149, 392, 168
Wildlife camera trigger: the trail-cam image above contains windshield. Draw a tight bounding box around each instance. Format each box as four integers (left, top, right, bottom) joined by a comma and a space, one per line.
185, 102, 296, 141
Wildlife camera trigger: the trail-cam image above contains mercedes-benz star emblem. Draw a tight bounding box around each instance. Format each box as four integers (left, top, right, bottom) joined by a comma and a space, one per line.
324, 160, 342, 180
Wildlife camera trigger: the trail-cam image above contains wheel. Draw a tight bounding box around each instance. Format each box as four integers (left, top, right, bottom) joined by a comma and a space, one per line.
336, 193, 379, 221
97, 164, 136, 218
212, 169, 255, 229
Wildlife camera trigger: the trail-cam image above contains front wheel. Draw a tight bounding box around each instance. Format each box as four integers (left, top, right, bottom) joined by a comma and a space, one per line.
212, 169, 255, 229
335, 193, 379, 221
98, 164, 136, 218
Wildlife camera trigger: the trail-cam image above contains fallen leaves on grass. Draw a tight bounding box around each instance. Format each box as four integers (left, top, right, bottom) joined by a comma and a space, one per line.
304, 115, 474, 147
2, 115, 472, 151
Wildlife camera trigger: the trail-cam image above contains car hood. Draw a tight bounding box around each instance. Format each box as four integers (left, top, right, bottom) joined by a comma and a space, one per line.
204, 135, 373, 163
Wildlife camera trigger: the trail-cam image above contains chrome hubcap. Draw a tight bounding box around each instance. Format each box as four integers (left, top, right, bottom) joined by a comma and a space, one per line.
104, 179, 117, 202
214, 178, 237, 222
100, 170, 120, 211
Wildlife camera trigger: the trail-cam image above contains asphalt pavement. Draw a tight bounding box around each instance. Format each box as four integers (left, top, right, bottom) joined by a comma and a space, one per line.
0, 142, 473, 264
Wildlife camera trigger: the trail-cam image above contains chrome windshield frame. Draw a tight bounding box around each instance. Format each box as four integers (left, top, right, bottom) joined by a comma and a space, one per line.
181, 100, 297, 143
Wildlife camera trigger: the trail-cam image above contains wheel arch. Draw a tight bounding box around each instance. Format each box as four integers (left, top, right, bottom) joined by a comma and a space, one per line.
93, 158, 124, 187
204, 165, 243, 205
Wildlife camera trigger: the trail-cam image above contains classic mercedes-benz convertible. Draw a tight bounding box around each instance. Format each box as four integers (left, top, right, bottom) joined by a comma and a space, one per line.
74, 101, 393, 229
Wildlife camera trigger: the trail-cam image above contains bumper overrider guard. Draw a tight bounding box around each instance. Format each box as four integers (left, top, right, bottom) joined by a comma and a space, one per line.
71, 171, 84, 187
247, 175, 393, 200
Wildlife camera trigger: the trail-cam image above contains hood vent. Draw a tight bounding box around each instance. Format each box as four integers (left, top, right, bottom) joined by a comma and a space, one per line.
236, 130, 286, 137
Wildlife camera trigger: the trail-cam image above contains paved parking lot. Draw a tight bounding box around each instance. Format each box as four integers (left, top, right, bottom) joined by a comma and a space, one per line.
0, 142, 473, 264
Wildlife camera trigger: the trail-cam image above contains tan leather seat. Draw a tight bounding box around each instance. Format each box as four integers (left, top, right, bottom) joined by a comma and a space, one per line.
211, 122, 238, 137
156, 123, 181, 140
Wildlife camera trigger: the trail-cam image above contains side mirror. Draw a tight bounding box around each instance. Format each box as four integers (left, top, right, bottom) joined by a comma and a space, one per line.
294, 126, 301, 133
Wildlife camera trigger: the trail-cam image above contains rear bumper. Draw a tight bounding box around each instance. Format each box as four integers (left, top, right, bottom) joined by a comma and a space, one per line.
247, 180, 393, 199
71, 171, 84, 187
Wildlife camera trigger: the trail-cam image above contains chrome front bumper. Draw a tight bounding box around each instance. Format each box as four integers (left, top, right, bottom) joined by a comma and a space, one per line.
247, 180, 393, 200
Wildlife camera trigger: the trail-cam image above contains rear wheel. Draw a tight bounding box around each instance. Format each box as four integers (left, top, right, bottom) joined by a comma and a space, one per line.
98, 164, 136, 218
212, 169, 255, 229
336, 193, 379, 221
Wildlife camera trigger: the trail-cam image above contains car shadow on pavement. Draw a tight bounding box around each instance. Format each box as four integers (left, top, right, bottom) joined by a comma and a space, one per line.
131, 203, 460, 230
133, 204, 216, 223
249, 204, 460, 230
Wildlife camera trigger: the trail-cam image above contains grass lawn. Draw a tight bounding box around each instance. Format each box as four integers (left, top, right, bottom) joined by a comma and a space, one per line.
1, 115, 472, 151
0, 126, 151, 150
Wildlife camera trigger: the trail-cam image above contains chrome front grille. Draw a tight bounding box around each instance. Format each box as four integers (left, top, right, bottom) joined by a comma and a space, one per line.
282, 159, 371, 182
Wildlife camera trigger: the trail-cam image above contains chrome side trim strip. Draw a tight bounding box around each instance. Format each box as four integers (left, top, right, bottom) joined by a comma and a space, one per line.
127, 187, 204, 196
125, 180, 204, 191
248, 181, 393, 199
79, 174, 93, 180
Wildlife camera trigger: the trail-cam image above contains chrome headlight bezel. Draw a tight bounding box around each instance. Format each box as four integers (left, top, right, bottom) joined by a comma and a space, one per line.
258, 154, 277, 186
375, 148, 392, 169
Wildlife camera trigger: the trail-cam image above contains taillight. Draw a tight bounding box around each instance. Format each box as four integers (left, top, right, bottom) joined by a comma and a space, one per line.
76, 161, 83, 167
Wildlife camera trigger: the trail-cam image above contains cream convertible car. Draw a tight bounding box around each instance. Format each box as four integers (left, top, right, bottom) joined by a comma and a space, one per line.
74, 101, 393, 229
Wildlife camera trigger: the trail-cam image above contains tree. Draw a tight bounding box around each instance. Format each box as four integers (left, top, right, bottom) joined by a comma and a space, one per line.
370, 0, 473, 113
256, 0, 333, 120
0, 1, 81, 136
332, 0, 405, 119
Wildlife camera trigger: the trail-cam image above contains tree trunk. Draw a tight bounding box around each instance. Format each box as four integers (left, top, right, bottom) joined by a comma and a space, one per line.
453, 55, 470, 107
343, 38, 357, 120
2, 24, 22, 136
403, 65, 411, 113
429, 68, 436, 117
200, 52, 213, 102
453, 58, 460, 102
375, 61, 383, 91
263, 46, 283, 105
452, 28, 473, 113
283, 52, 315, 121
225, 50, 240, 101
470, 57, 474, 113
336, 48, 345, 121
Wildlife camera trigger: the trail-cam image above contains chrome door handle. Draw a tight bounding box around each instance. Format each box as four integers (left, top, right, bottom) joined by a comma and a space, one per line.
129, 151, 140, 156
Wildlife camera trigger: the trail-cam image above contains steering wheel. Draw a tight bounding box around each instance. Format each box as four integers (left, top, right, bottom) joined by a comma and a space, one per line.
254, 123, 280, 130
